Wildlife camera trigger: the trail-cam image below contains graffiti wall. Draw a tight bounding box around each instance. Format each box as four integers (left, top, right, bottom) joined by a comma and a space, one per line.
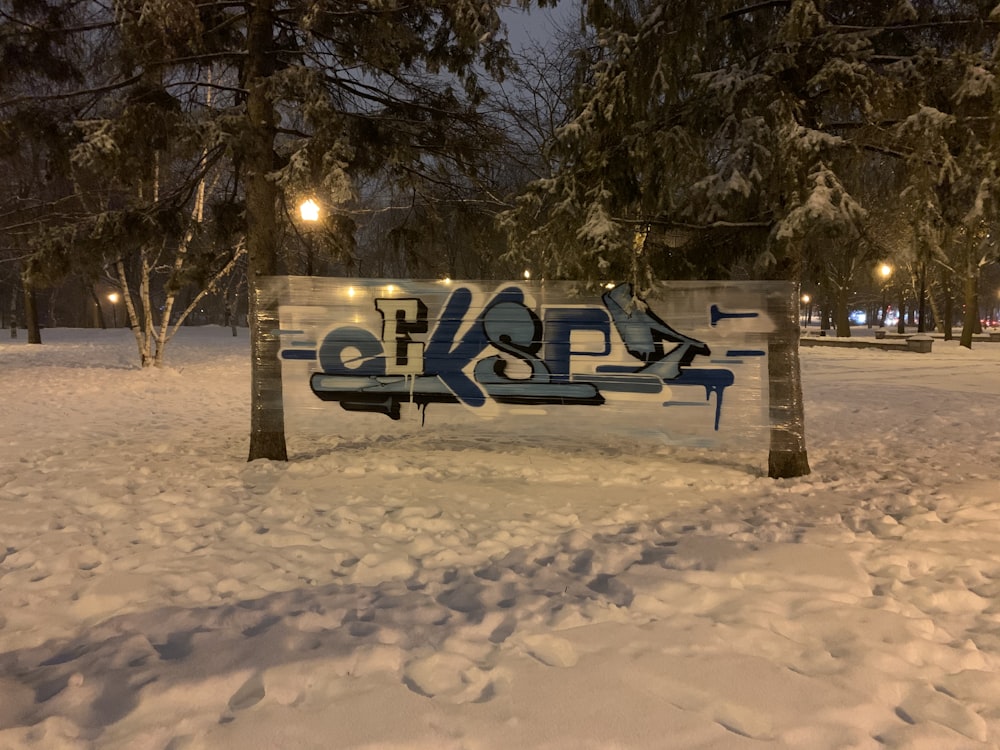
264, 277, 789, 447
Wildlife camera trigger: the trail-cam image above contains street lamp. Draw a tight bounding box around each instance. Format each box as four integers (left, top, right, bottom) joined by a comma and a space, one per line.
801, 294, 811, 328
299, 198, 320, 222
107, 292, 120, 328
297, 198, 322, 275
877, 263, 892, 328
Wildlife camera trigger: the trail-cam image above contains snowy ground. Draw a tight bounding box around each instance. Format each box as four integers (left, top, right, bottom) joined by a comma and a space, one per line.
2, 326, 1000, 750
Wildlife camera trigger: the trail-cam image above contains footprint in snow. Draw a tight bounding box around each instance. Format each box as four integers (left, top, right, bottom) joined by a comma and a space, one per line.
219, 672, 266, 724
402, 652, 500, 704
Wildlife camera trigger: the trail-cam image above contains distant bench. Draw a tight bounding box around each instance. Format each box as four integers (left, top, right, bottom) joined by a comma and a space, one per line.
800, 333, 933, 353
879, 331, 1000, 342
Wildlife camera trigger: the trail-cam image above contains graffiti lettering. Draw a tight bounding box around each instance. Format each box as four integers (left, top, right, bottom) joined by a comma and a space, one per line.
318, 326, 385, 376
282, 282, 760, 430
542, 308, 612, 383
375, 297, 427, 375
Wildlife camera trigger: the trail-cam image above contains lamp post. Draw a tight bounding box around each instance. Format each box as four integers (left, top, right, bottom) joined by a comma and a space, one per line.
801, 294, 811, 328
878, 263, 892, 328
297, 198, 321, 275
107, 292, 120, 328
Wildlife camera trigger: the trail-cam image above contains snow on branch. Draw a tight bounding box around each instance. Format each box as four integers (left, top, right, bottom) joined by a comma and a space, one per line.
776, 164, 866, 242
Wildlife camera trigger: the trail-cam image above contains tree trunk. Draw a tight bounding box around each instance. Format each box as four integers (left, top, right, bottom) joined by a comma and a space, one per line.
916, 262, 927, 333
767, 248, 810, 479
896, 292, 906, 334
972, 284, 982, 334
245, 0, 287, 462
89, 284, 107, 329
154, 243, 246, 365
942, 284, 954, 340
23, 278, 42, 344
928, 280, 942, 335
47, 288, 58, 329
140, 253, 156, 359
9, 274, 18, 338
118, 260, 152, 366
768, 284, 810, 478
225, 303, 238, 336
960, 262, 977, 349
834, 284, 851, 337
83, 282, 108, 331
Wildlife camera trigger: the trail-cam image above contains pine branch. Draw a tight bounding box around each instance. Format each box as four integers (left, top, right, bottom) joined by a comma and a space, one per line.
718, 1, 791, 22
0, 75, 143, 109
838, 19, 1000, 33
631, 218, 774, 230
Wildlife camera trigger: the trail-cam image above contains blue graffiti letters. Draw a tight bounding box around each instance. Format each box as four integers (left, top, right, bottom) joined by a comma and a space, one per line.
318, 326, 385, 376
474, 299, 604, 406
287, 282, 738, 428
423, 286, 499, 407
542, 308, 612, 383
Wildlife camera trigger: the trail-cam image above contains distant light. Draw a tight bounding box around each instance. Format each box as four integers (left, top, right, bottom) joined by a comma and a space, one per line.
387, 284, 396, 293
107, 292, 120, 304
442, 277, 452, 285
347, 286, 356, 298
523, 270, 531, 280
801, 294, 810, 304
604, 282, 616, 290
879, 263, 892, 279
299, 198, 320, 222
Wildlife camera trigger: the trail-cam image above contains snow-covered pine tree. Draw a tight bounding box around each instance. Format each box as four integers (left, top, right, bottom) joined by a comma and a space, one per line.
503, 0, 896, 477
503, 0, 1000, 475
0, 0, 93, 344
878, 1, 1000, 348
2, 0, 552, 461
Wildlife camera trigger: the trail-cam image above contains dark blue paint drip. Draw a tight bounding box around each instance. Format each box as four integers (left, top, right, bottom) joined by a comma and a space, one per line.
669, 369, 735, 430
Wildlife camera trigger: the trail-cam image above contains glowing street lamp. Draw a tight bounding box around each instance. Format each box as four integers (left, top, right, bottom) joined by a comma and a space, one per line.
801, 294, 811, 327
107, 292, 120, 327
299, 198, 320, 222
877, 263, 892, 328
